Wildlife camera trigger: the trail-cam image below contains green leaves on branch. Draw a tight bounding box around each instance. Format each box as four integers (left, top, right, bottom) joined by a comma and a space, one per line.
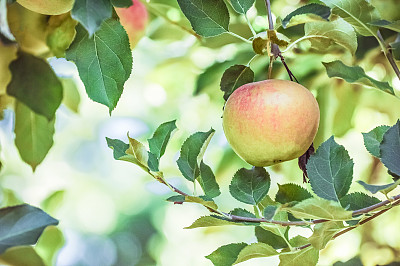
229, 167, 270, 205
340, 192, 380, 211
321, 0, 380, 36
0, 204, 58, 254
357, 180, 400, 196
323, 60, 395, 96
306, 137, 353, 202
282, 3, 331, 28
66, 19, 132, 113
177, 0, 229, 37
177, 129, 215, 182
7, 52, 63, 121
220, 65, 254, 101
71, 0, 112, 37
362, 125, 390, 158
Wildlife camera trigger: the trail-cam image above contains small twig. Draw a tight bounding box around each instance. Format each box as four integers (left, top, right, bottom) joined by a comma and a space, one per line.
279, 54, 299, 82
376, 30, 400, 81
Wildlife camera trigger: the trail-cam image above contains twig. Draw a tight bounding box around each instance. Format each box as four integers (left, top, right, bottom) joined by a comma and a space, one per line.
376, 30, 400, 81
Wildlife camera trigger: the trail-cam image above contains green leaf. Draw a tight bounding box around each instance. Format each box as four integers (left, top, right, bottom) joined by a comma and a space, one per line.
14, 102, 55, 171
380, 120, 400, 176
0, 246, 45, 266
206, 243, 247, 266
184, 215, 239, 229
71, 0, 112, 36
60, 78, 81, 113
220, 65, 254, 101
282, 3, 331, 28
176, 129, 215, 182
304, 18, 357, 55
127, 134, 150, 171
230, 208, 256, 219
66, 20, 132, 113
392, 37, 400, 60
234, 242, 278, 264
198, 161, 221, 198
195, 61, 233, 95
263, 205, 277, 221
229, 167, 270, 205
279, 236, 319, 266
105, 137, 132, 161
177, 0, 230, 37
369, 20, 400, 32
255, 226, 288, 249
7, 52, 63, 121
320, 0, 380, 36
357, 179, 400, 195
0, 204, 59, 254
323, 60, 395, 96
283, 198, 353, 220
147, 120, 177, 171
167, 195, 218, 210
362, 125, 390, 158
309, 221, 344, 249
307, 136, 354, 202
339, 192, 380, 211
230, 0, 255, 15
35, 226, 64, 266
111, 0, 133, 8
47, 13, 78, 58
275, 183, 312, 204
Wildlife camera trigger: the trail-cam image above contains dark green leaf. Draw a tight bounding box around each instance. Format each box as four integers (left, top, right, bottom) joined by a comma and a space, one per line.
198, 161, 221, 198
205, 243, 247, 266
255, 226, 288, 249
369, 20, 400, 32
66, 20, 132, 113
177, 129, 215, 182
263, 205, 277, 221
357, 180, 400, 195
279, 236, 319, 266
304, 18, 357, 55
230, 0, 255, 14
283, 198, 353, 220
111, 0, 133, 8
380, 120, 400, 176
147, 120, 177, 171
195, 61, 232, 95
392, 38, 400, 60
177, 0, 229, 37
362, 125, 390, 158
0, 204, 58, 254
309, 221, 344, 250
71, 0, 112, 36
229, 208, 256, 219
229, 167, 270, 205
320, 0, 380, 36
307, 136, 354, 202
14, 102, 55, 171
7, 52, 63, 120
333, 257, 363, 266
166, 195, 185, 203
235, 242, 278, 264
275, 183, 312, 204
282, 3, 331, 28
0, 246, 45, 266
106, 137, 130, 160
339, 192, 380, 211
323, 60, 395, 96
220, 65, 254, 100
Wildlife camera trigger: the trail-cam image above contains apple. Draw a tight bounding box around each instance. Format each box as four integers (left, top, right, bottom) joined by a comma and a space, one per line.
115, 0, 149, 49
16, 0, 74, 15
222, 79, 320, 167
7, 3, 50, 56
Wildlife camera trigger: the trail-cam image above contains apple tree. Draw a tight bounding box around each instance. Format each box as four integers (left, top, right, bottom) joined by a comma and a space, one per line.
0, 0, 400, 264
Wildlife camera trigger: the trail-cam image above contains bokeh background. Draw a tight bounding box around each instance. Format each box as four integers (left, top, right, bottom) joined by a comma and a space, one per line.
1, 0, 400, 265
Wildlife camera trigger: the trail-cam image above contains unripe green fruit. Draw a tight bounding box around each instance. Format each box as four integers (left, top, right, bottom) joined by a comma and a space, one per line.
16, 0, 74, 15
115, 0, 148, 49
222, 79, 320, 167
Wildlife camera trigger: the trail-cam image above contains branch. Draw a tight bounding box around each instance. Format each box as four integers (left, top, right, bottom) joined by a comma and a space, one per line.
376, 30, 400, 81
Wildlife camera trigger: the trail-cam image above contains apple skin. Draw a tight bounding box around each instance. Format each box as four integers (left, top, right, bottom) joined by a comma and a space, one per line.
115, 0, 149, 49
16, 0, 74, 15
222, 79, 320, 167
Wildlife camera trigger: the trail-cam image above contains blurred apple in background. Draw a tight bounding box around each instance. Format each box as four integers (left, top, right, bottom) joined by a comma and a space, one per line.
222, 79, 320, 167
115, 0, 149, 49
16, 0, 74, 15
